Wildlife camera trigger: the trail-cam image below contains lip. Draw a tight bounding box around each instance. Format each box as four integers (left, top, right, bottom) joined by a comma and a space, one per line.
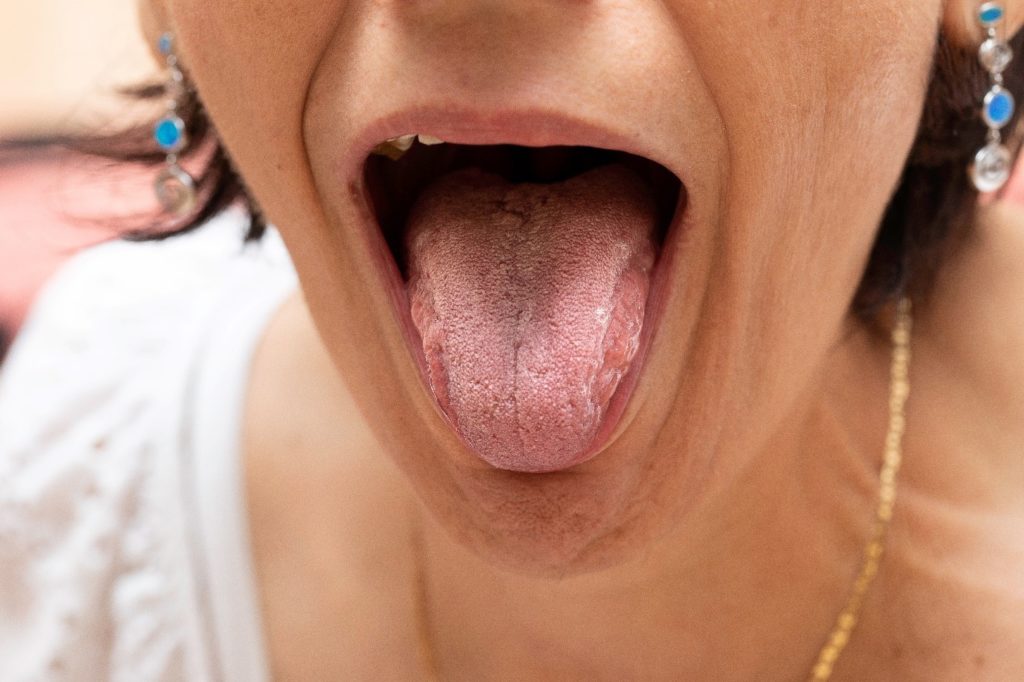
340, 106, 691, 191
339, 106, 690, 472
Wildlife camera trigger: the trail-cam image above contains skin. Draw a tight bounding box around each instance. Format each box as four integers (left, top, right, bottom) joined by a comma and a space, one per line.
141, 1, 1024, 678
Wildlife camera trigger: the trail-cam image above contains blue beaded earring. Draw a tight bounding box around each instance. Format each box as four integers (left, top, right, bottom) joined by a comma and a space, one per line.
154, 33, 197, 215
972, 2, 1016, 192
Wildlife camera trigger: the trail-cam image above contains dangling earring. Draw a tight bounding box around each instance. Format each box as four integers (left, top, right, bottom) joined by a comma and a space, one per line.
154, 32, 197, 215
971, 2, 1016, 193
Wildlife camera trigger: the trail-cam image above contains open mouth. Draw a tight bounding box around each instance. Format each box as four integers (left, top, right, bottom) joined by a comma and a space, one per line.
362, 137, 685, 473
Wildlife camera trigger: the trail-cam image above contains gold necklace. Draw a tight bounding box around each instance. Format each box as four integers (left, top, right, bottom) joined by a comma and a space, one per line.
809, 296, 912, 680
415, 298, 913, 682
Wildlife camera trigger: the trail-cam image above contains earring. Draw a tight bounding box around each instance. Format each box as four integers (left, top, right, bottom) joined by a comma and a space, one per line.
971, 2, 1016, 193
153, 32, 197, 215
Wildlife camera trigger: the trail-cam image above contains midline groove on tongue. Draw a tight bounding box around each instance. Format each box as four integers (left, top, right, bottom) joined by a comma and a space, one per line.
406, 164, 656, 472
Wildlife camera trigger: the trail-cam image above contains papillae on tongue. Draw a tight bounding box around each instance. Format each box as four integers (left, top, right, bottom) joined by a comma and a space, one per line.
406, 164, 657, 472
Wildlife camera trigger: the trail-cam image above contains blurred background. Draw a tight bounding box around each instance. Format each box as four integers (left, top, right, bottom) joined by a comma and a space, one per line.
1, 1, 151, 138
1, 0, 154, 353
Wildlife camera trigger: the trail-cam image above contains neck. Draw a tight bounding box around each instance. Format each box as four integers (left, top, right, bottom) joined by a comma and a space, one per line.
416, 316, 897, 681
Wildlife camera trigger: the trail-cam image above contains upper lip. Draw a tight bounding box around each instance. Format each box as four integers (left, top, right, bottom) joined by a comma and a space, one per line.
339, 104, 689, 191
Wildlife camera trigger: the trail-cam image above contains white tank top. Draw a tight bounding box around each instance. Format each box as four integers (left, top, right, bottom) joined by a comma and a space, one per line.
0, 210, 295, 681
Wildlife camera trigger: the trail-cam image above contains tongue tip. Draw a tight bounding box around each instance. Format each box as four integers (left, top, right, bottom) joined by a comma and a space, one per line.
465, 434, 600, 473
433, 378, 620, 474
427, 383, 606, 473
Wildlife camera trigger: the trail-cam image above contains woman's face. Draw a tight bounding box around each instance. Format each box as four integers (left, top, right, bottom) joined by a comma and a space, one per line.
150, 0, 977, 572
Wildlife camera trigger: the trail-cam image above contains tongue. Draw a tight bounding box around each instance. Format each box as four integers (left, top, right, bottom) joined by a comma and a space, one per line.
406, 164, 657, 472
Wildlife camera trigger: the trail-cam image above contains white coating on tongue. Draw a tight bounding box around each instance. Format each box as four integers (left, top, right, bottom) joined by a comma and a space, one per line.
406, 164, 657, 472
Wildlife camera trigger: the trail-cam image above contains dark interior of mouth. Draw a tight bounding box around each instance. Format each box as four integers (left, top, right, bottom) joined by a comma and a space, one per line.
363, 142, 682, 276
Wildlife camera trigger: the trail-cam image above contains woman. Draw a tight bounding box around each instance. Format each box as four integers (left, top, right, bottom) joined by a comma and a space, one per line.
1, 1, 1023, 679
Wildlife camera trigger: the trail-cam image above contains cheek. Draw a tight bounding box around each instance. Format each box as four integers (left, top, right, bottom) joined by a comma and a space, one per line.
167, 0, 342, 233
708, 4, 935, 309
649, 2, 940, 473
689, 1, 938, 287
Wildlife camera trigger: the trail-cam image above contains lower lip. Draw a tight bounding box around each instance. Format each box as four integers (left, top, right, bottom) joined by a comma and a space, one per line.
353, 174, 689, 473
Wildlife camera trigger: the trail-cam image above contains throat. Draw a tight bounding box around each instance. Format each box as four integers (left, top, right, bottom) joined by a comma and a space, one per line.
412, 460, 871, 682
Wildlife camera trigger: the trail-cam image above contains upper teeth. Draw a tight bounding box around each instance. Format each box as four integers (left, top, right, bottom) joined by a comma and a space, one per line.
373, 133, 446, 159
388, 134, 416, 152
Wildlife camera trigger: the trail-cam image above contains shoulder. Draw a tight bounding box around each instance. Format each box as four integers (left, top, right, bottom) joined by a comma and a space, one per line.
242, 293, 413, 579
917, 200, 1024, 425
905, 200, 1024, 526
242, 296, 427, 679
871, 199, 1024, 679
934, 200, 1024, 335
0, 211, 295, 680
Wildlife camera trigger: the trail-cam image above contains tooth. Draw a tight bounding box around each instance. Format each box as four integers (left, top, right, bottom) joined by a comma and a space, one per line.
371, 133, 445, 160
391, 134, 416, 151
372, 134, 416, 160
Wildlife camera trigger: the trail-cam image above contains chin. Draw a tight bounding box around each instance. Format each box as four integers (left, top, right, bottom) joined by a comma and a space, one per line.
413, 427, 707, 577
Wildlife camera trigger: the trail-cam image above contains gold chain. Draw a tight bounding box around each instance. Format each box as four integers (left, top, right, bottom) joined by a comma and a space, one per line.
809, 296, 913, 680
415, 298, 914, 681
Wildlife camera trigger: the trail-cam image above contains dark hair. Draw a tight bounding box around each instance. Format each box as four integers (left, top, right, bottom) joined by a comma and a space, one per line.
98, 30, 1024, 317
0, 321, 10, 363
